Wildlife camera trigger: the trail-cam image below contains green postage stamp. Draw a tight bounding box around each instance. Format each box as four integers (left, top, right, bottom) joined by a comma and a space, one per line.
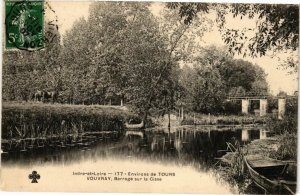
5, 1, 44, 50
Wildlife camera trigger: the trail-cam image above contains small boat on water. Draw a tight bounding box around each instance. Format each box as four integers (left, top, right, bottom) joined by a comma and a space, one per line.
125, 120, 144, 129
125, 130, 144, 138
244, 155, 297, 194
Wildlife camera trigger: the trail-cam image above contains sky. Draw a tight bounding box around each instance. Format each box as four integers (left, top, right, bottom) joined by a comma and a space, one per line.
49, 1, 298, 95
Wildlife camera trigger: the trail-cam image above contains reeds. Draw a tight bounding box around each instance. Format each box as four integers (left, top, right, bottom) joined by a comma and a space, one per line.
2, 102, 137, 140
269, 132, 297, 161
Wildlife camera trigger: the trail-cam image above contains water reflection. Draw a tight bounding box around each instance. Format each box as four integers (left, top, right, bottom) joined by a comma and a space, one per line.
241, 128, 270, 142
242, 129, 249, 142
2, 126, 269, 165
260, 129, 268, 139
2, 125, 269, 193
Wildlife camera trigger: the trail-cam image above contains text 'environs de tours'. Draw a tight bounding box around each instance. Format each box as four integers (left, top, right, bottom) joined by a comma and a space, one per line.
73, 171, 176, 182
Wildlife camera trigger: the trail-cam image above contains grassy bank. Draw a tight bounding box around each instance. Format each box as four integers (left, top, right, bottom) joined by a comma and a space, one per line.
245, 133, 297, 161
181, 113, 267, 126
2, 102, 138, 140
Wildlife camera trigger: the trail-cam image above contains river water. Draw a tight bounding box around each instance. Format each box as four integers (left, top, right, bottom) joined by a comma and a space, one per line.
1, 125, 270, 193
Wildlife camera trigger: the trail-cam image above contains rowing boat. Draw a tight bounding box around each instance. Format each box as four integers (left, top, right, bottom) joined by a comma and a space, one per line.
244, 155, 296, 194
125, 121, 144, 129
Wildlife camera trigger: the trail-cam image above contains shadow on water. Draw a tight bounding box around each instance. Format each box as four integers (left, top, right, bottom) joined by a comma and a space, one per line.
2, 125, 271, 193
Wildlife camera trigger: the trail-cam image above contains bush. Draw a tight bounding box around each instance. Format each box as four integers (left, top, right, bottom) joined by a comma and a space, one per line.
269, 133, 297, 161
267, 98, 278, 113
222, 101, 241, 115
286, 98, 298, 115
266, 98, 297, 134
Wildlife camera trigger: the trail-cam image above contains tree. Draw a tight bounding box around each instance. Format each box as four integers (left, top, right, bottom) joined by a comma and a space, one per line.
167, 3, 299, 71
36, 19, 62, 94
166, 3, 209, 25
60, 2, 176, 125
228, 86, 246, 97
219, 59, 257, 92
2, 16, 62, 102
158, 8, 214, 120
118, 6, 172, 121
149, 8, 193, 123
177, 45, 269, 114
249, 65, 269, 95
192, 63, 226, 114
177, 65, 195, 112
191, 45, 268, 94
60, 17, 94, 104
217, 4, 298, 57
2, 49, 37, 101
158, 8, 213, 62
277, 90, 288, 97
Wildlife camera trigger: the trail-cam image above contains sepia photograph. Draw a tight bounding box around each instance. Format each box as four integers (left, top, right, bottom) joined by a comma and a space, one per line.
1, 0, 299, 194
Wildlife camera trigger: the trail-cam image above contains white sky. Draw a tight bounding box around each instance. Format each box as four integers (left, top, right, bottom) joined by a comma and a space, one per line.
50, 1, 298, 95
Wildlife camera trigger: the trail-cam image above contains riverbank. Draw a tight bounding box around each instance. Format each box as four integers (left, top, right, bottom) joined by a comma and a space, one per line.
2, 102, 138, 140
216, 132, 297, 194
244, 133, 297, 161
181, 113, 267, 126
220, 133, 297, 166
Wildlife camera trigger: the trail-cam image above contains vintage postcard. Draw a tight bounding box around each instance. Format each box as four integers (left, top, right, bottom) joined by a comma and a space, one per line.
1, 0, 298, 194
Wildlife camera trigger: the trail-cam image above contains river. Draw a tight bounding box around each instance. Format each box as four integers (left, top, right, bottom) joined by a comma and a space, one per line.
1, 125, 270, 193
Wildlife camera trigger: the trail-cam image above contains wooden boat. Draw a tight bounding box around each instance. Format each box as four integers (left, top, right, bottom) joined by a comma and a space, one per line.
244, 155, 297, 194
125, 121, 144, 129
125, 130, 144, 138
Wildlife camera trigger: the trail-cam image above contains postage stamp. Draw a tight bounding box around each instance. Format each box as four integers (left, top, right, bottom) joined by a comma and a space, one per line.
5, 0, 44, 50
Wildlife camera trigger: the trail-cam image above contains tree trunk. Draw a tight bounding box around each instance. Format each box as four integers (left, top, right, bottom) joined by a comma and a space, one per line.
194, 113, 195, 125
168, 111, 171, 128
142, 112, 148, 129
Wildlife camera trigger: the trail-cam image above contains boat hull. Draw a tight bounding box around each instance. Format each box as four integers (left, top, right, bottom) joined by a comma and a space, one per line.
244, 156, 294, 194
125, 121, 144, 129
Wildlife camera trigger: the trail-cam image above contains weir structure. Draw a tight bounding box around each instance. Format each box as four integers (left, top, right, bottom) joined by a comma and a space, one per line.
227, 94, 297, 119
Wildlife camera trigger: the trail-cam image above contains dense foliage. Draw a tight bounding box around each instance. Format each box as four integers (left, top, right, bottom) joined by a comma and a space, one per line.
3, 2, 280, 121
178, 46, 269, 114
266, 98, 298, 134
168, 3, 299, 72
270, 132, 297, 160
